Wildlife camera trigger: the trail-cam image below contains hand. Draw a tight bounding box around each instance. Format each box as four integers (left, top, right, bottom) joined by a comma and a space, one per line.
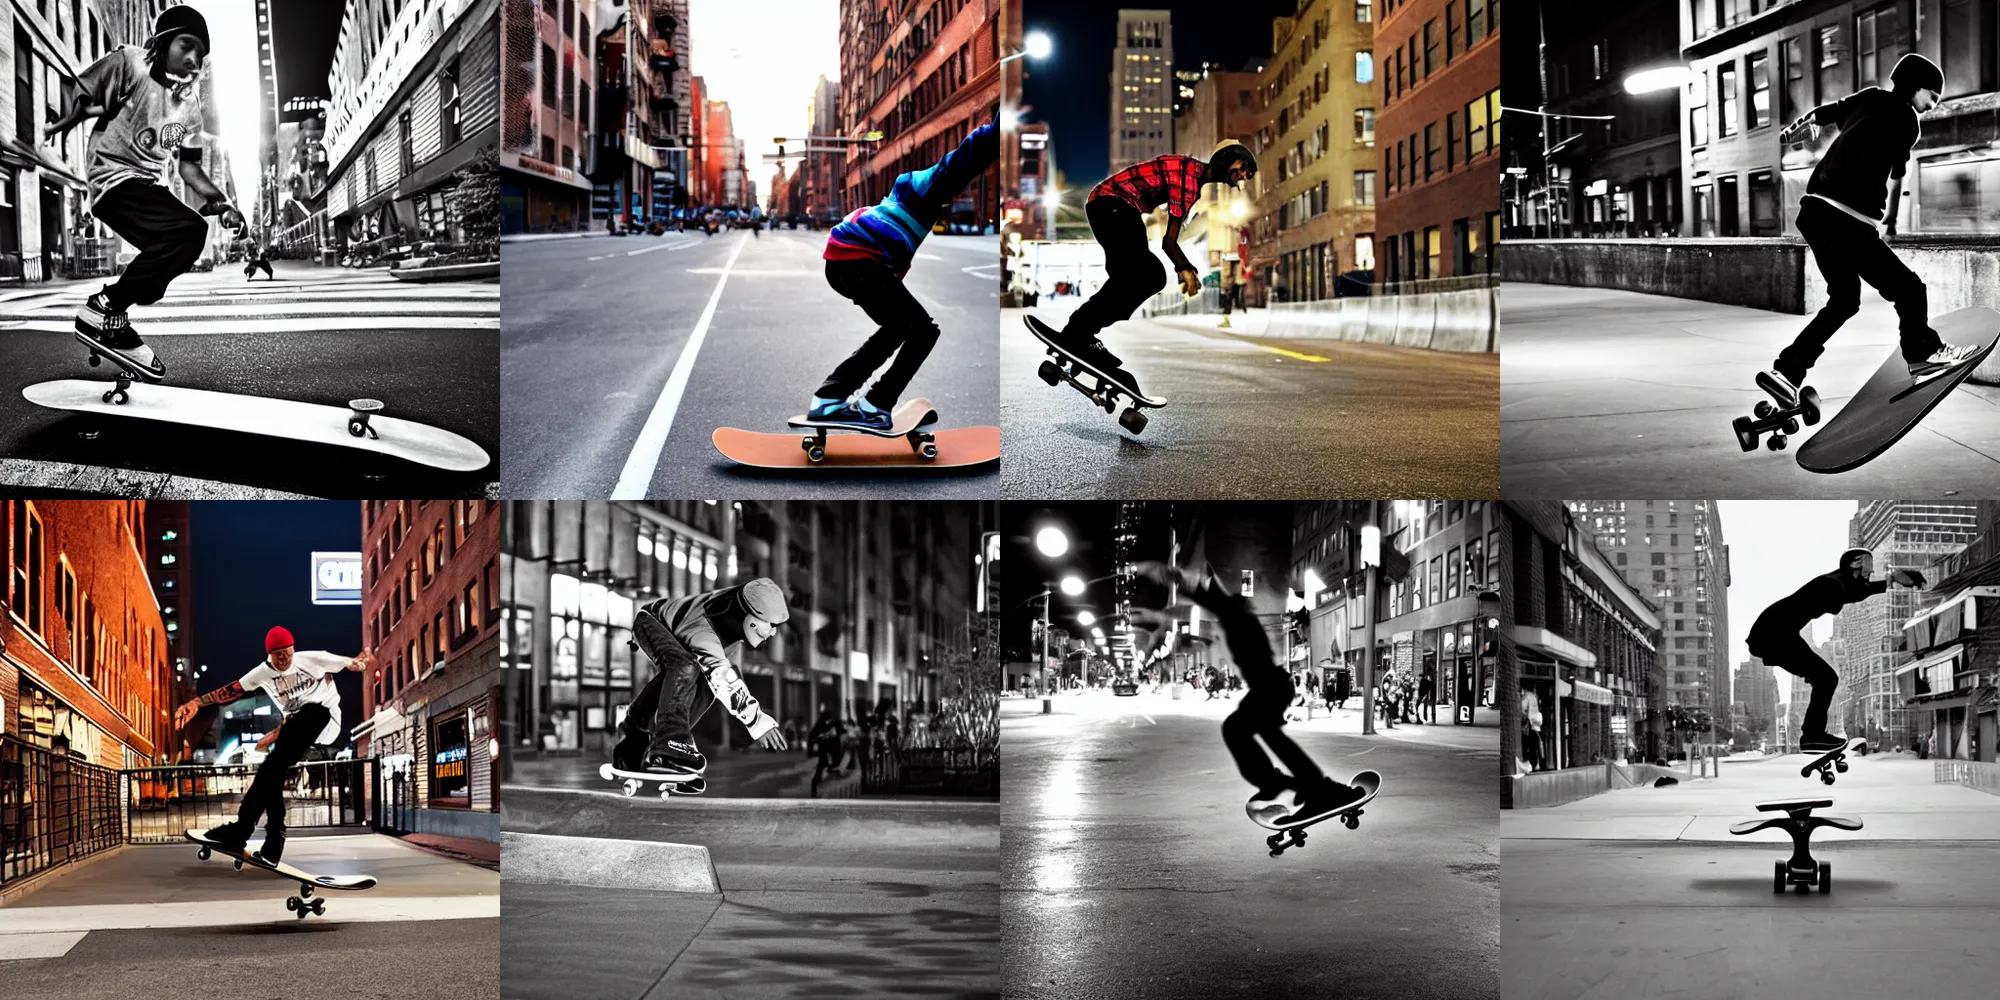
758, 729, 789, 751
219, 207, 245, 231
353, 649, 376, 671
1891, 568, 1926, 588
255, 731, 280, 753
1177, 268, 1201, 298
173, 700, 199, 730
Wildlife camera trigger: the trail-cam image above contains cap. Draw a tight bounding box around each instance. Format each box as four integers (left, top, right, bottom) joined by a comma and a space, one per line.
740, 577, 789, 624
265, 626, 295, 652
151, 4, 210, 56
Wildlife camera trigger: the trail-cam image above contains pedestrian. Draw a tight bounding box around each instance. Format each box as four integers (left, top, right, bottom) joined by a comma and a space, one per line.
1129, 562, 1368, 825
612, 579, 791, 786
808, 705, 845, 788
173, 627, 373, 864
1334, 664, 1352, 709
1419, 664, 1438, 724
1027, 141, 1257, 399
1747, 548, 1923, 755
1379, 667, 1400, 729
43, 6, 238, 383
809, 115, 997, 431
1763, 53, 1976, 408
239, 228, 274, 280
1400, 670, 1419, 724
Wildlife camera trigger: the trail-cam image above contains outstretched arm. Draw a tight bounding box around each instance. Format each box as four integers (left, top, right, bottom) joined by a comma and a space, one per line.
178, 153, 242, 229
175, 681, 247, 730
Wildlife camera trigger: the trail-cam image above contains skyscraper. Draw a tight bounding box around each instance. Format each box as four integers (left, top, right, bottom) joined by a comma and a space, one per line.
1108, 9, 1173, 173
1834, 502, 1979, 748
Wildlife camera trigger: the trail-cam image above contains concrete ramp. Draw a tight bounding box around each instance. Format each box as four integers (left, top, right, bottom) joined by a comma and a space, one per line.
501, 833, 718, 893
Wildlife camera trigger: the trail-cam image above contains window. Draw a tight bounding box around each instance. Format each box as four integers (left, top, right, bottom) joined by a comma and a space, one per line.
398, 110, 413, 175
1857, 4, 1905, 89
440, 57, 462, 146
1357, 0, 1372, 22
1423, 20, 1439, 77
1356, 51, 1374, 84
1689, 70, 1710, 146
1355, 107, 1375, 144
430, 713, 471, 806
1780, 35, 1808, 124
1748, 51, 1770, 129
1465, 96, 1488, 156
1816, 24, 1842, 106
542, 43, 557, 105
1424, 122, 1439, 179
1468, 0, 1486, 46
1718, 62, 1739, 137
13, 27, 32, 156
9, 502, 45, 637
1354, 170, 1376, 207
1355, 233, 1375, 270
1943, 0, 1981, 97
1425, 225, 1441, 278
1448, 3, 1461, 61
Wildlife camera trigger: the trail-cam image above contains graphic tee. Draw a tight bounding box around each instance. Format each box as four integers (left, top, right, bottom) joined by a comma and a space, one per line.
236, 651, 349, 746
74, 45, 211, 208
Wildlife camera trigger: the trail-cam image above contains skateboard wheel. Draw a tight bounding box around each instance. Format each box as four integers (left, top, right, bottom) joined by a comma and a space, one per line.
1038, 360, 1062, 386
1119, 408, 1148, 434
300, 884, 314, 898
621, 779, 641, 797
311, 898, 325, 915
348, 418, 365, 437
1835, 761, 1848, 772
1754, 400, 1775, 419
88, 352, 102, 367
1774, 860, 1787, 893
800, 436, 814, 452
599, 763, 615, 781
1343, 813, 1360, 830
1819, 861, 1831, 894
1820, 771, 1834, 785
807, 446, 826, 463
286, 896, 300, 912
1781, 417, 1800, 435
919, 441, 938, 460
1800, 387, 1823, 425
1732, 416, 1758, 452
659, 786, 673, 800
1768, 435, 1787, 451
198, 847, 211, 861
233, 859, 244, 871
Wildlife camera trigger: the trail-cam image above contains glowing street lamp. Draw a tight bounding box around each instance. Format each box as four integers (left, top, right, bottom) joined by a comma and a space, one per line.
1002, 31, 1054, 65
1624, 65, 1696, 95
1036, 526, 1069, 558
1060, 575, 1086, 596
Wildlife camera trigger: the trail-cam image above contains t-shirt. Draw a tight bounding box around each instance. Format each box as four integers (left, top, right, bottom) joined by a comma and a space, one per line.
75, 46, 212, 208
1805, 87, 1920, 221
236, 651, 348, 746
1749, 572, 1889, 647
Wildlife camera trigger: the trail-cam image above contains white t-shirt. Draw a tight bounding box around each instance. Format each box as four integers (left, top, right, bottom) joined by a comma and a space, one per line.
236, 651, 348, 746
75, 46, 212, 208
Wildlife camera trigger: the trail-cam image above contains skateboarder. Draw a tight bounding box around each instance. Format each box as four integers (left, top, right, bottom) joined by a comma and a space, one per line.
1130, 561, 1366, 826
613, 578, 791, 779
43, 5, 242, 380
172, 627, 372, 864
1747, 547, 1925, 754
240, 228, 274, 280
809, 115, 999, 431
1764, 52, 1978, 406
1038, 141, 1260, 392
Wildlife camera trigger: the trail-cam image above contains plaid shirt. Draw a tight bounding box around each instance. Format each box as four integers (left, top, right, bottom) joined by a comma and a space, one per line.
1090, 154, 1208, 219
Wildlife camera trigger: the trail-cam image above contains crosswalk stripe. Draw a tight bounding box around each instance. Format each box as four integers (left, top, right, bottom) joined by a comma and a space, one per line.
0, 317, 497, 334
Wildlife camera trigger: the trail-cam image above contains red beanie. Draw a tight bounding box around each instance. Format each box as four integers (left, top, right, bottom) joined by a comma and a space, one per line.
265, 626, 295, 652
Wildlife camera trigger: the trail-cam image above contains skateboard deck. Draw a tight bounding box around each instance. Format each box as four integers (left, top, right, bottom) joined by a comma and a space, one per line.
714, 424, 998, 468
1024, 314, 1165, 434
1800, 739, 1864, 785
1795, 306, 2000, 473
24, 379, 491, 472
1247, 770, 1381, 856
783, 396, 941, 462
1732, 376, 1822, 453
184, 829, 376, 919
599, 762, 707, 799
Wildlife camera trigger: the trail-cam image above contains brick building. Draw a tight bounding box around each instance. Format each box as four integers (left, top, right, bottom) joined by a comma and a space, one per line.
1374, 0, 1501, 280
838, 0, 1000, 235
1175, 67, 1264, 296
2, 501, 178, 768
352, 501, 501, 843
499, 0, 598, 231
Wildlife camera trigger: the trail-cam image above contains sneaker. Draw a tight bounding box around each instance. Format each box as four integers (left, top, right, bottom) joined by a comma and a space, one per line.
1047, 328, 1123, 368
1756, 369, 1802, 408
805, 397, 892, 431
74, 292, 163, 376
1247, 784, 1298, 822
1277, 778, 1367, 828
1799, 732, 1849, 753
1910, 343, 1981, 385
255, 826, 287, 866
611, 735, 648, 772
644, 739, 706, 775
202, 820, 253, 853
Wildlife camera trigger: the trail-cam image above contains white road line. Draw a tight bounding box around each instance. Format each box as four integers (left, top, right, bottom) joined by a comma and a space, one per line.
0, 895, 498, 934
961, 264, 1000, 276
626, 243, 673, 256
0, 317, 498, 335
684, 268, 817, 276
0, 931, 88, 961
612, 236, 750, 499
587, 254, 611, 261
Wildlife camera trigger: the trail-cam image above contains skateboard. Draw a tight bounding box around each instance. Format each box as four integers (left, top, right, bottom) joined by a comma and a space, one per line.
23, 379, 491, 472
184, 829, 376, 918
599, 762, 707, 799
1795, 306, 2000, 473
1732, 373, 1822, 452
713, 422, 998, 469
1023, 314, 1166, 434
1800, 739, 1865, 785
785, 397, 941, 462
1727, 798, 1863, 895
76, 332, 166, 403
1247, 770, 1381, 856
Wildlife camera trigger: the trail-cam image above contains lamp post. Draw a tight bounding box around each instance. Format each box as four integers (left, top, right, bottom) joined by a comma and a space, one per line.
1360, 503, 1381, 737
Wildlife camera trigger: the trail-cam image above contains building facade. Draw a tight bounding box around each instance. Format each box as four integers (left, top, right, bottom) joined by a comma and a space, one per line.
802, 75, 844, 224
1904, 501, 2000, 761
352, 500, 501, 843
1733, 655, 1779, 748
1831, 501, 1979, 749
1109, 9, 1174, 174
2, 501, 176, 768
1175, 67, 1264, 297
839, 0, 1001, 235
325, 0, 499, 257
499, 0, 596, 232
1375, 0, 1501, 280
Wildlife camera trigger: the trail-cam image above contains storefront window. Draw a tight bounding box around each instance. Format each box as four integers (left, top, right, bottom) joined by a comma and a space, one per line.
431, 713, 470, 805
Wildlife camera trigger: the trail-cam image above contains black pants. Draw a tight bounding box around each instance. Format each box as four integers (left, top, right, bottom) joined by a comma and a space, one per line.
1750, 630, 1838, 737
93, 180, 209, 311
820, 258, 941, 408
1062, 197, 1166, 342
1781, 197, 1941, 381
621, 612, 715, 750
245, 259, 273, 279
1206, 590, 1325, 790
238, 702, 332, 829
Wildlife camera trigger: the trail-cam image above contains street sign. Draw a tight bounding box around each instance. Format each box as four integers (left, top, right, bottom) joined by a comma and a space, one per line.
311, 551, 363, 605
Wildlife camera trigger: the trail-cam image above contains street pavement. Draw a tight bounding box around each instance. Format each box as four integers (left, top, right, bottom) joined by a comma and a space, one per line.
501, 789, 999, 999
1500, 281, 2000, 495
0, 261, 498, 498
1001, 689, 1500, 999
1000, 299, 1499, 498
1503, 750, 2000, 999
501, 228, 999, 498
508, 743, 836, 798
0, 832, 500, 1000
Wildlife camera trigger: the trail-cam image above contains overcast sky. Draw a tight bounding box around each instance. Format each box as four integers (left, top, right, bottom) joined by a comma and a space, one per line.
690, 0, 842, 195
186, 0, 261, 215
1717, 501, 1860, 704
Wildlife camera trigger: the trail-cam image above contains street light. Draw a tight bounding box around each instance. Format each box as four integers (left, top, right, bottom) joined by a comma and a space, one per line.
1076, 610, 1097, 627
1060, 575, 1085, 596
1036, 526, 1069, 558
1624, 65, 1696, 95
1001, 30, 1053, 65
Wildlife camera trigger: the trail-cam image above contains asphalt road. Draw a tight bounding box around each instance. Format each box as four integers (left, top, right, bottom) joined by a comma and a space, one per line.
1001, 694, 1500, 999
1000, 302, 1500, 498
501, 792, 1000, 999
0, 263, 498, 498
501, 229, 1000, 497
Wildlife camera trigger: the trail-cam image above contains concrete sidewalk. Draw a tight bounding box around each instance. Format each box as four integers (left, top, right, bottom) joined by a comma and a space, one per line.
1500, 281, 2000, 494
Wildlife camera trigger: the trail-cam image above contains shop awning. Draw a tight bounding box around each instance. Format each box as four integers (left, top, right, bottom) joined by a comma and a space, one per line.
1560, 677, 1614, 705
395, 121, 498, 200
0, 136, 87, 188
1506, 625, 1598, 670
1894, 645, 1961, 678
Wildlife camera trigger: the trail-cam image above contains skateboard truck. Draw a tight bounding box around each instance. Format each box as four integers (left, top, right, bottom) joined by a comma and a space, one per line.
85, 350, 140, 405
799, 425, 935, 463
1265, 805, 1363, 856
193, 840, 330, 918
1733, 380, 1822, 452
1728, 797, 1862, 895
347, 398, 384, 439
1038, 357, 1149, 434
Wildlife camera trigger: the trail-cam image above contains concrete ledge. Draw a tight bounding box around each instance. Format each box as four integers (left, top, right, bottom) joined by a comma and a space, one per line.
501, 833, 718, 893
1502, 238, 1808, 313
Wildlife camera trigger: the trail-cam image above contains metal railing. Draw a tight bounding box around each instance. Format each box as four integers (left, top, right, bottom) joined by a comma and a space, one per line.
854, 745, 998, 797
1935, 759, 2000, 796
1, 735, 123, 887
375, 763, 419, 835
121, 758, 375, 844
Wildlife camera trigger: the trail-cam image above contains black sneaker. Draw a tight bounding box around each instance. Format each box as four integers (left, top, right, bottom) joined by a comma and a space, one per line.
255, 826, 287, 866
1277, 778, 1367, 828
1757, 369, 1802, 408
75, 292, 164, 377
805, 398, 892, 431
1800, 732, 1849, 753
202, 820, 252, 853
644, 739, 706, 775
612, 735, 649, 772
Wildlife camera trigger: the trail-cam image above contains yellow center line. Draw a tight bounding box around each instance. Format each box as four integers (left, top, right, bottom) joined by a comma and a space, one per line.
1256, 344, 1331, 363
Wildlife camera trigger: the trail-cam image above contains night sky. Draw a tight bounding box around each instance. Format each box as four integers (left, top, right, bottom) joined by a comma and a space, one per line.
1022, 0, 1303, 186
271, 1, 347, 107
188, 501, 366, 743
999, 503, 1121, 658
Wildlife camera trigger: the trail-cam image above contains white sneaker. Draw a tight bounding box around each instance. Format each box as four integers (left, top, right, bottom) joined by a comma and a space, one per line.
1910, 343, 1981, 384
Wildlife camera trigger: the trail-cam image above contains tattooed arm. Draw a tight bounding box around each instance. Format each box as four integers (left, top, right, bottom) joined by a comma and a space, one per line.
175, 681, 247, 730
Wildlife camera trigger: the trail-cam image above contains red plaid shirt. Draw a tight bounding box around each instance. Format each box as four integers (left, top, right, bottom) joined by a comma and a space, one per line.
1090, 154, 1209, 219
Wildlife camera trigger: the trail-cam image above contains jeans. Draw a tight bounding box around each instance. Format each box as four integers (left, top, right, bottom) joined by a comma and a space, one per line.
820, 258, 941, 408
238, 702, 332, 829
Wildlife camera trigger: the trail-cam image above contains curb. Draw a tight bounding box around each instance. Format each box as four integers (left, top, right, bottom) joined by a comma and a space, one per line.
500, 832, 718, 893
